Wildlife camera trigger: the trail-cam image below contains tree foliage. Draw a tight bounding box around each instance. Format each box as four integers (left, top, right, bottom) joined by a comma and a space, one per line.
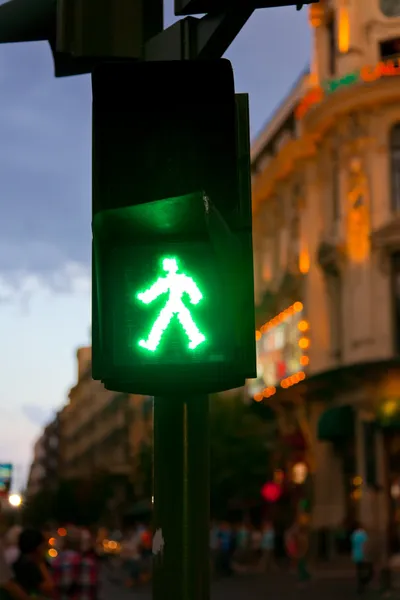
209, 391, 276, 517
22, 473, 134, 527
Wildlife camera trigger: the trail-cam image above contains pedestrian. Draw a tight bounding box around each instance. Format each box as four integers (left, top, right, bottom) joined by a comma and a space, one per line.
0, 504, 30, 600
209, 521, 220, 577
51, 528, 99, 600
13, 528, 54, 598
3, 527, 22, 566
217, 522, 233, 576
284, 523, 298, 567
138, 524, 152, 583
250, 525, 262, 565
285, 521, 310, 584
259, 521, 275, 572
120, 528, 141, 588
296, 523, 310, 585
351, 522, 372, 594
233, 520, 250, 573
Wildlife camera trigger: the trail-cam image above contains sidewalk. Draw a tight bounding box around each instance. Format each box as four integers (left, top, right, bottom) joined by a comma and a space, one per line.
309, 557, 354, 579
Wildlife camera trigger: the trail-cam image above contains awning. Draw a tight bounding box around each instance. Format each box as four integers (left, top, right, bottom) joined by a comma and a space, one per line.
317, 405, 355, 442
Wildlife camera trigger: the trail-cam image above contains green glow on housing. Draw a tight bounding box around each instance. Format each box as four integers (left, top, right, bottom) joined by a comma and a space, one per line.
136, 256, 206, 352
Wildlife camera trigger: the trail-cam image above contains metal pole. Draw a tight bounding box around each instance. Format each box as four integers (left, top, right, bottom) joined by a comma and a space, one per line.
152, 394, 210, 600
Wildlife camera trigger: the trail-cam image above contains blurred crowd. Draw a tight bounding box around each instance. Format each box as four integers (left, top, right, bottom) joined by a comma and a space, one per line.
0, 520, 100, 600
209, 519, 310, 580
0, 498, 380, 600
0, 499, 155, 600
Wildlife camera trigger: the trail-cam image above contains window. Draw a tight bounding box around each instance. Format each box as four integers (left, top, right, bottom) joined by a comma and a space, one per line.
332, 148, 340, 224
391, 252, 400, 354
380, 37, 400, 60
391, 124, 400, 212
288, 191, 300, 268
363, 422, 377, 487
380, 0, 400, 18
327, 16, 336, 76
326, 274, 343, 359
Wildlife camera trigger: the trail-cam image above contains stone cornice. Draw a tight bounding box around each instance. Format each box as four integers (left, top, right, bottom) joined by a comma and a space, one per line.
252, 135, 317, 215
302, 77, 400, 140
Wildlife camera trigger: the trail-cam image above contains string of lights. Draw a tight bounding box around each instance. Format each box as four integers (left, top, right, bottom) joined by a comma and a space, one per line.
253, 300, 310, 402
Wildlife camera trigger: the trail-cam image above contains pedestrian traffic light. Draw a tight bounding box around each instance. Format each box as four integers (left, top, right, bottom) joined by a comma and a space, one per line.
92, 59, 256, 396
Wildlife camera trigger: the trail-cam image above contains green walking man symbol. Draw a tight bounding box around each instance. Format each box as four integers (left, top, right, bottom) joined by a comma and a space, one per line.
137, 257, 206, 352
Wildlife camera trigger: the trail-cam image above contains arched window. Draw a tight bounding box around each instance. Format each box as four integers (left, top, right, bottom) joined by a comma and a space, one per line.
326, 15, 336, 76
326, 272, 343, 360
331, 147, 340, 224
390, 123, 400, 212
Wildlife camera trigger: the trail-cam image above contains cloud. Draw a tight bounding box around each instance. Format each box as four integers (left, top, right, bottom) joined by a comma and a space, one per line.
0, 257, 90, 308
0, 41, 91, 289
0, 5, 310, 291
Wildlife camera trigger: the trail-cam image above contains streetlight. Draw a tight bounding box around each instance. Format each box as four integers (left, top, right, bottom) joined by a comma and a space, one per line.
8, 494, 22, 507
292, 462, 308, 485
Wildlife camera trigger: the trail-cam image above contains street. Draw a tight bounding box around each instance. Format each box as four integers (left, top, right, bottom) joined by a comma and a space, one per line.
101, 569, 399, 600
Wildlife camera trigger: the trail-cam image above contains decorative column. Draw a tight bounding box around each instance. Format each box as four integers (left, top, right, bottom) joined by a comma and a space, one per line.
308, 2, 327, 86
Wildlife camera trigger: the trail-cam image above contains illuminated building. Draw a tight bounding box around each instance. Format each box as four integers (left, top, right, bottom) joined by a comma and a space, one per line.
251, 0, 400, 557
26, 414, 62, 499
60, 347, 152, 508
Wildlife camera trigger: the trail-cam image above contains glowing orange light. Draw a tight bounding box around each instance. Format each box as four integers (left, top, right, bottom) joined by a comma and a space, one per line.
254, 393, 263, 403
338, 5, 350, 53
298, 371, 306, 381
49, 538, 56, 546
299, 337, 310, 349
298, 320, 309, 332
281, 380, 288, 389
293, 302, 303, 312
300, 355, 309, 366
292, 374, 299, 384
58, 528, 67, 537
295, 86, 324, 120
256, 330, 261, 341
263, 386, 277, 398
48, 549, 58, 558
299, 249, 310, 274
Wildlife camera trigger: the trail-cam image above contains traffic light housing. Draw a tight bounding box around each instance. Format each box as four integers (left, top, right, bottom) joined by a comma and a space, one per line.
92, 59, 256, 396
0, 0, 163, 77
175, 0, 318, 15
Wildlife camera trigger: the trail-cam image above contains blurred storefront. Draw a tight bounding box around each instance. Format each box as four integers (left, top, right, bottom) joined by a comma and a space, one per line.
250, 0, 400, 559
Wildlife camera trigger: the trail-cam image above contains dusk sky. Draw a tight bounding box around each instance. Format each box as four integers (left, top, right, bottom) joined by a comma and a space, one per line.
0, 0, 310, 490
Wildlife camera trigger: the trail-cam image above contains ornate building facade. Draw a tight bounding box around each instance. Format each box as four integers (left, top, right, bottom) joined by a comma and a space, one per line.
26, 413, 62, 499
251, 0, 400, 557
60, 347, 152, 506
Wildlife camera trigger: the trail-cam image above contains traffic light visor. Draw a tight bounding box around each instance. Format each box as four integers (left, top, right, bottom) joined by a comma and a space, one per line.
93, 192, 241, 393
